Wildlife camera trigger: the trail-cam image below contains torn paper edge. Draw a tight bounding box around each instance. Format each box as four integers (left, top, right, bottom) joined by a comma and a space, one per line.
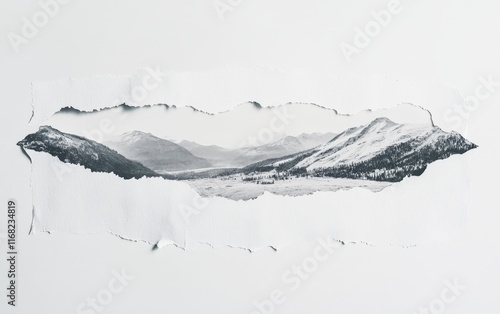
25, 68, 473, 250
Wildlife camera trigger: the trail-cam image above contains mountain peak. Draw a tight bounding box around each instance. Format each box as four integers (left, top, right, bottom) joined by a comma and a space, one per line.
122, 130, 153, 137
267, 136, 302, 147
38, 125, 60, 133
106, 131, 212, 172
369, 117, 397, 126
360, 117, 400, 134
119, 130, 161, 143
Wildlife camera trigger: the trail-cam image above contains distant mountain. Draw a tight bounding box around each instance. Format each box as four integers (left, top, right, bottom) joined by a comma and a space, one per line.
177, 133, 337, 168
232, 133, 337, 166
18, 126, 158, 179
295, 132, 338, 149
243, 117, 477, 182
105, 131, 211, 172
177, 140, 242, 167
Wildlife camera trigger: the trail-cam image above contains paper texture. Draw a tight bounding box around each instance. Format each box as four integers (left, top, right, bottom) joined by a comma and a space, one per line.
24, 68, 474, 250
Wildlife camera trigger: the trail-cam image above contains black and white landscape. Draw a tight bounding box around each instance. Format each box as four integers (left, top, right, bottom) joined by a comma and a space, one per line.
19, 104, 477, 200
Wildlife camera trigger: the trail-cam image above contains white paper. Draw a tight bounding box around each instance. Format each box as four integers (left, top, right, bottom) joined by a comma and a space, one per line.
25, 68, 473, 250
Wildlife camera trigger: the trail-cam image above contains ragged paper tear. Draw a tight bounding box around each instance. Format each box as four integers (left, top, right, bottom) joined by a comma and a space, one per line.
23, 68, 476, 250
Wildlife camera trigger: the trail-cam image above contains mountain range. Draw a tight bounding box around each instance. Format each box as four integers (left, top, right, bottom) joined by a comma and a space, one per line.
177, 132, 337, 167
105, 131, 211, 172
177, 140, 242, 167
18, 118, 477, 184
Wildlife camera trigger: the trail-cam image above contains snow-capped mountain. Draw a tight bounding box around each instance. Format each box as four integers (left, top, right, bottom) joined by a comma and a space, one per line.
105, 131, 211, 172
244, 117, 477, 182
18, 126, 158, 179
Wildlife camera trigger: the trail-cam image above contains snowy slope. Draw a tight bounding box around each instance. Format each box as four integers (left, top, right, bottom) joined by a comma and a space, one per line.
244, 117, 477, 182
296, 118, 438, 170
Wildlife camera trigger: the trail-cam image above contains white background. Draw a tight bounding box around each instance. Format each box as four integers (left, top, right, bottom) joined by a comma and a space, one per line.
1, 0, 499, 313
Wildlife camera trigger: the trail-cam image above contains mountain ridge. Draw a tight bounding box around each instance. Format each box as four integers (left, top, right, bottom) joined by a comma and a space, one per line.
18, 126, 159, 179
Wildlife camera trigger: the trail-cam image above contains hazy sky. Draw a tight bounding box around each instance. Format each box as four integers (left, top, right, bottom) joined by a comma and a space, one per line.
47, 102, 432, 149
